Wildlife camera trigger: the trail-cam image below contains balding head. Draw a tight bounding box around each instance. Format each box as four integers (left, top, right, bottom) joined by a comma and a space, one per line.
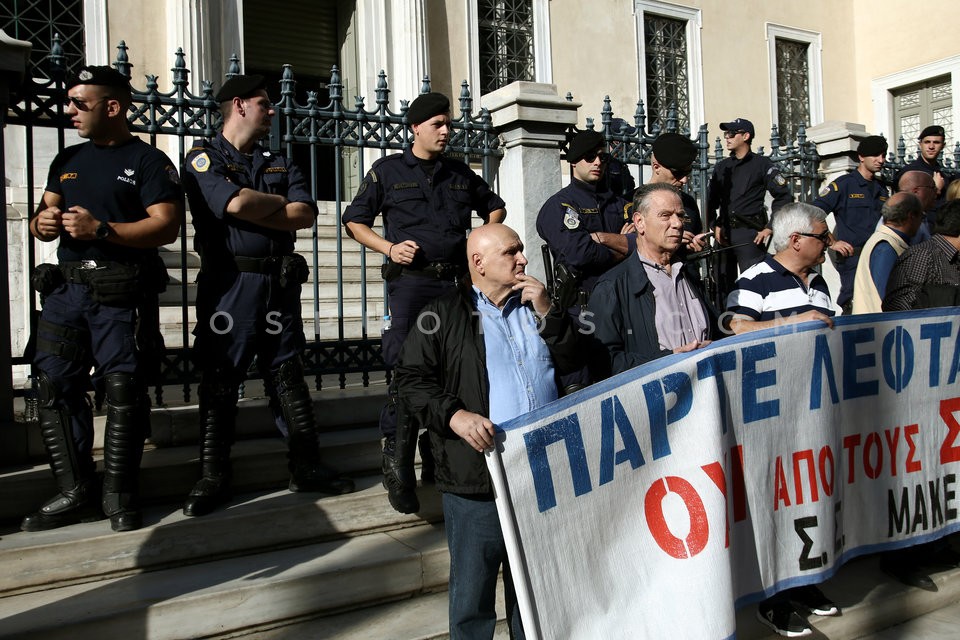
898, 170, 937, 210
882, 191, 924, 237
466, 224, 528, 300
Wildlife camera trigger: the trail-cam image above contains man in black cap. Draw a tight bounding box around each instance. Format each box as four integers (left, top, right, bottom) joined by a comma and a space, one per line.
536, 129, 632, 390
812, 134, 890, 313
894, 124, 955, 232
648, 132, 707, 252
181, 74, 354, 517
342, 92, 506, 514
24, 65, 183, 532
707, 117, 793, 290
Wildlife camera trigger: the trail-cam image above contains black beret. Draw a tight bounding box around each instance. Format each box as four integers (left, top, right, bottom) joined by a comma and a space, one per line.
567, 130, 605, 164
919, 125, 946, 140
215, 74, 267, 102
719, 117, 755, 137
65, 65, 130, 91
857, 135, 888, 157
652, 133, 697, 172
407, 92, 450, 124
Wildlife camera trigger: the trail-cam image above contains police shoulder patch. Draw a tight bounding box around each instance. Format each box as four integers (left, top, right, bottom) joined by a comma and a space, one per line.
773, 172, 787, 187
191, 152, 211, 173
818, 182, 833, 197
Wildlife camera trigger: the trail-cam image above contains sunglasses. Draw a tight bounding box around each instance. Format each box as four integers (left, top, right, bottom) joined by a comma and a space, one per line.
581, 151, 610, 164
64, 96, 107, 112
723, 131, 746, 139
668, 166, 692, 179
795, 230, 832, 244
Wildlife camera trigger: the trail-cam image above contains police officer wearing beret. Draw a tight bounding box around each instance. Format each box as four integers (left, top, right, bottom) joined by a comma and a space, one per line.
708, 118, 793, 288
894, 124, 955, 230
537, 130, 632, 389
25, 66, 184, 532
342, 92, 506, 513
813, 135, 890, 313
648, 132, 708, 252
181, 75, 354, 517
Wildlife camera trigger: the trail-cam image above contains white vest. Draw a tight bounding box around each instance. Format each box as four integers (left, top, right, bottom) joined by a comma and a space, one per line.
852, 225, 911, 314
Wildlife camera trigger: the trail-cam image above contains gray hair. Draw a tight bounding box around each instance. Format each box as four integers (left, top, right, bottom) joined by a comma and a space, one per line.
770, 203, 828, 252
632, 182, 681, 218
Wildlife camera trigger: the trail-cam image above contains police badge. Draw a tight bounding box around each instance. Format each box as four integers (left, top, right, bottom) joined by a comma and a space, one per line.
563, 206, 580, 230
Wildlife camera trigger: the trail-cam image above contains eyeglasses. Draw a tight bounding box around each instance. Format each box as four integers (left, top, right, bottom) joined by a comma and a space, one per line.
64, 96, 107, 112
795, 230, 832, 245
581, 151, 610, 164
723, 131, 746, 139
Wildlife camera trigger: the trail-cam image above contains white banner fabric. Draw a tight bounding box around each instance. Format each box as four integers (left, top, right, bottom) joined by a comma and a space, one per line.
489, 309, 960, 640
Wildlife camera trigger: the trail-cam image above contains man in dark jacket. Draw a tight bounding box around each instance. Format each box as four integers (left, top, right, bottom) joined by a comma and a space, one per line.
588, 183, 715, 377
396, 223, 581, 640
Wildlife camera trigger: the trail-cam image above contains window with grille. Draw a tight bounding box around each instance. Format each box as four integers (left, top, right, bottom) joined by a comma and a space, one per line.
893, 76, 953, 152
643, 14, 690, 132
0, 0, 85, 75
478, 0, 535, 94
775, 38, 810, 145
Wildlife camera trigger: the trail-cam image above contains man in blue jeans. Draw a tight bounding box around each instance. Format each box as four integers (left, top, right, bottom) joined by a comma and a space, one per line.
397, 223, 581, 638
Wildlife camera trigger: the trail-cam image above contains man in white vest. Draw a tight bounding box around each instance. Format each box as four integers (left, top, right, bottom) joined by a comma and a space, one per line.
851, 191, 925, 314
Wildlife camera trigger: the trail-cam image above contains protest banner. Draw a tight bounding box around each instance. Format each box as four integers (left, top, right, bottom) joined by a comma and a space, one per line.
489, 309, 960, 639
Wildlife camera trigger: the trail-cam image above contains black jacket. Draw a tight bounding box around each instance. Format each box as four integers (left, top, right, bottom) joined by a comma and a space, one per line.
396, 281, 582, 495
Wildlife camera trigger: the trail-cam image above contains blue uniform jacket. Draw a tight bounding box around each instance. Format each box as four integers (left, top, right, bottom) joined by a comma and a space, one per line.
813, 170, 889, 248
341, 147, 505, 270
537, 178, 631, 291
182, 133, 317, 260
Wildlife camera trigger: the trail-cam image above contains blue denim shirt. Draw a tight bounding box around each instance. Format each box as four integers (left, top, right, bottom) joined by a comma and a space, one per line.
473, 286, 557, 425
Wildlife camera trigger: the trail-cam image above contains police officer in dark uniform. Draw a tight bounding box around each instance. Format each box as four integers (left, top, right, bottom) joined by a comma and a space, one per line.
893, 125, 955, 233
813, 135, 890, 313
708, 117, 793, 289
24, 66, 184, 532
537, 130, 631, 390
648, 133, 707, 250
342, 92, 506, 514
181, 74, 354, 517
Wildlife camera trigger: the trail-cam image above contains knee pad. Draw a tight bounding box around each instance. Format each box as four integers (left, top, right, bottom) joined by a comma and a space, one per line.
104, 372, 142, 407
273, 356, 306, 392
34, 371, 62, 410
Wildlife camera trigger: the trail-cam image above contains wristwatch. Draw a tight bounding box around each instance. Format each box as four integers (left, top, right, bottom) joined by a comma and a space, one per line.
95, 221, 112, 240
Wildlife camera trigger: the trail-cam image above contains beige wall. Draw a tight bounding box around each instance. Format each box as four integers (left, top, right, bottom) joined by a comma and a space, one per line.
106, 0, 171, 89
426, 0, 471, 110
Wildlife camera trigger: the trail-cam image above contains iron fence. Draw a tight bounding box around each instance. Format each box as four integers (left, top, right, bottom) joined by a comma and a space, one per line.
5, 37, 502, 403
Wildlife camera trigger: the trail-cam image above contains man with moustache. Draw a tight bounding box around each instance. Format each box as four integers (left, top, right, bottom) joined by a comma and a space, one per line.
343, 92, 506, 513
182, 74, 354, 517
397, 223, 581, 640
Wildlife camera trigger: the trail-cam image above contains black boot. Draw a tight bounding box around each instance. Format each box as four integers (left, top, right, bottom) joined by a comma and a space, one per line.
274, 359, 354, 495
101, 373, 146, 532
21, 373, 101, 532
381, 385, 419, 513
418, 430, 435, 485
183, 376, 237, 517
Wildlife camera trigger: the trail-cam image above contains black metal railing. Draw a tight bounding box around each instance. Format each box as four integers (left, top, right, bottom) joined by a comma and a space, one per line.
5, 37, 502, 403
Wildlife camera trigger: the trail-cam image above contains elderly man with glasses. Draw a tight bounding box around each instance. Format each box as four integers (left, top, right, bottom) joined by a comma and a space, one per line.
537, 129, 633, 390
708, 118, 794, 295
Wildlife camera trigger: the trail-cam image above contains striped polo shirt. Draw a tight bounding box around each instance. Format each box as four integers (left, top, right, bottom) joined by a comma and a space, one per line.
726, 255, 836, 321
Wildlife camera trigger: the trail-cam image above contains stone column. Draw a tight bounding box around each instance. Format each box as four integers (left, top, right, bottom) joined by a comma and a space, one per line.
482, 82, 580, 282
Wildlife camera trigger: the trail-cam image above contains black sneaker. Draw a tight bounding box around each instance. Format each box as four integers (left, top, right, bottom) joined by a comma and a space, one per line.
790, 585, 839, 616
756, 600, 812, 637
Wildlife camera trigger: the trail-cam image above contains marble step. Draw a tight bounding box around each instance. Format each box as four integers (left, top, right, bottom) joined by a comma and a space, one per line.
0, 520, 448, 640
0, 475, 442, 597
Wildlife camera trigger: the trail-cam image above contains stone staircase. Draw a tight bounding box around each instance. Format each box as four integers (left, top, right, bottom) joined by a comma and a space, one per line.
3, 384, 960, 639
0, 383, 503, 639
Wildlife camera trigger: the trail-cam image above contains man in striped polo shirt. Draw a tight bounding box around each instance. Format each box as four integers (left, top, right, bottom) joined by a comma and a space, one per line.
725, 202, 838, 637
725, 202, 836, 335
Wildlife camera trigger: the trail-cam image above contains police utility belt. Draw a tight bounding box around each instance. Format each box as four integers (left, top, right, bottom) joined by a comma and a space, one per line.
31, 259, 167, 308
381, 260, 462, 282
727, 211, 768, 230
233, 254, 309, 288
